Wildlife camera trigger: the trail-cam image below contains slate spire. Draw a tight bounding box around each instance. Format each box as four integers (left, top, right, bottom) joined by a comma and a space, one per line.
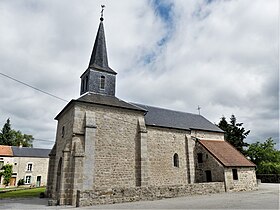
80, 6, 117, 96
88, 11, 116, 74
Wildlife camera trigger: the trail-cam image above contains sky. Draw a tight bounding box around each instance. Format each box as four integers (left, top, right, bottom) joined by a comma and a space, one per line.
0, 0, 278, 149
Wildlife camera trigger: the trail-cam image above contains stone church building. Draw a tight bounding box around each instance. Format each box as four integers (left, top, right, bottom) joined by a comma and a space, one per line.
47, 14, 257, 207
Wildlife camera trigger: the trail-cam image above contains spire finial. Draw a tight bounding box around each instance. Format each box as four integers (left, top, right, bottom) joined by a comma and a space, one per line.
100, 5, 105, 21
197, 105, 201, 115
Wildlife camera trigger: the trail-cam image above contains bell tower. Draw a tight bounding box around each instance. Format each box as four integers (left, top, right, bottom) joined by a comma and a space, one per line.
80, 6, 117, 96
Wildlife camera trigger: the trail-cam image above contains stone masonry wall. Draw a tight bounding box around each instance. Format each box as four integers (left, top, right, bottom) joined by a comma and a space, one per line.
191, 130, 224, 140
47, 105, 75, 204
189, 130, 224, 183
194, 142, 225, 183
224, 167, 257, 192
256, 174, 280, 183
75, 103, 144, 190
146, 127, 189, 186
76, 182, 225, 207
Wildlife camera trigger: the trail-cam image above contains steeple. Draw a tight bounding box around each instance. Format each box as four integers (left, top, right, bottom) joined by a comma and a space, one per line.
88, 20, 116, 74
80, 5, 117, 96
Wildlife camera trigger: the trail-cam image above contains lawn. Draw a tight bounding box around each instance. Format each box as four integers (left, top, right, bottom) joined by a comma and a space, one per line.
0, 187, 46, 199
0, 186, 26, 191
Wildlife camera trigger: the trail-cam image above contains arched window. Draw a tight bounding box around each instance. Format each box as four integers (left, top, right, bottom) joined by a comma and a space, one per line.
173, 153, 179, 167
100, 75, 105, 90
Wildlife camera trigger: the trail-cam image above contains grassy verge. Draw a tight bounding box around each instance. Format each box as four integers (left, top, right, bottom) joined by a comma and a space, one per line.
0, 186, 26, 191
0, 187, 46, 199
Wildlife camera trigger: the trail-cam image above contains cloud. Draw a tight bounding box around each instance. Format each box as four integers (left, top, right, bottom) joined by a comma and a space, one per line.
0, 0, 278, 149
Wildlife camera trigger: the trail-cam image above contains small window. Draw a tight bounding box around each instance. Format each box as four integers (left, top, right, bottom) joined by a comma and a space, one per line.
100, 75, 105, 90
25, 176, 31, 184
62, 126, 65, 138
14, 163, 17, 166
85, 76, 89, 91
81, 79, 85, 92
232, 169, 238, 180
197, 153, 203, 163
27, 163, 33, 172
173, 153, 179, 167
205, 170, 212, 182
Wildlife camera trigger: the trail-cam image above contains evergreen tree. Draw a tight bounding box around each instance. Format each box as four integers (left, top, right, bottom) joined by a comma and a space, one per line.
0, 119, 15, 146
0, 118, 33, 147
218, 115, 250, 154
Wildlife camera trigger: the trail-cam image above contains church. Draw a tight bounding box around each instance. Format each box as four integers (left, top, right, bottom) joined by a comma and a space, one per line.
46, 12, 257, 207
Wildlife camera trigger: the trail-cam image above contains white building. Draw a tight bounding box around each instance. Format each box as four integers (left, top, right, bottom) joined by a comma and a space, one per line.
0, 145, 50, 187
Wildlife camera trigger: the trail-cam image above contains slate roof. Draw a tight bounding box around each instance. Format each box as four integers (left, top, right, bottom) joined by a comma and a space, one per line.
133, 103, 223, 132
88, 20, 117, 75
0, 145, 13, 156
11, 146, 50, 158
55, 93, 147, 120
77, 93, 147, 112
199, 140, 255, 167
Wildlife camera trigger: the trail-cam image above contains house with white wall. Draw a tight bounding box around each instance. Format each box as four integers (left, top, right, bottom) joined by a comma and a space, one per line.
0, 145, 50, 187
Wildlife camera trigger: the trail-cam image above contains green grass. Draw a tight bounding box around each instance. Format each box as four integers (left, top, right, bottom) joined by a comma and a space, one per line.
0, 187, 46, 199
0, 186, 26, 191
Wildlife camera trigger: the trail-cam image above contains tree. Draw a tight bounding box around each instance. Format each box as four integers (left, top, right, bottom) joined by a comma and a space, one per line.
0, 119, 14, 145
0, 118, 33, 147
246, 138, 280, 174
0, 164, 13, 186
217, 115, 250, 154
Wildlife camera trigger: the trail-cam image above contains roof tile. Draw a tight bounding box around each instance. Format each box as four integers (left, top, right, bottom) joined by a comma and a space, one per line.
0, 145, 13, 156
199, 140, 255, 167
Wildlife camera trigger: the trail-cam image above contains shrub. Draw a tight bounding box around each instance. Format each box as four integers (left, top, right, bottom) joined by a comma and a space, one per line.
17, 178, 25, 186
0, 164, 13, 186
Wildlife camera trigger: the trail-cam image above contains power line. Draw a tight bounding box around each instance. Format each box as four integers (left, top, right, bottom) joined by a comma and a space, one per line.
33, 138, 55, 143
0, 72, 68, 102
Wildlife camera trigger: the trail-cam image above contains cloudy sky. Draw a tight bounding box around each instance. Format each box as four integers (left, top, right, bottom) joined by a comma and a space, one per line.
0, 0, 278, 149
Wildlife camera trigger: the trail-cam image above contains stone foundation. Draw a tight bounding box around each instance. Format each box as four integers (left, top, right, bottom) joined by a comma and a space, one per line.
76, 182, 225, 207
257, 174, 280, 183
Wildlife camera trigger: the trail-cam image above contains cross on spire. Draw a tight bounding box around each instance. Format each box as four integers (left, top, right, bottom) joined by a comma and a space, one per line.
197, 105, 201, 115
100, 5, 105, 21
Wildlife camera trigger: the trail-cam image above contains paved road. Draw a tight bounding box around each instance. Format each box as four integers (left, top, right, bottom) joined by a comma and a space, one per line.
0, 183, 279, 209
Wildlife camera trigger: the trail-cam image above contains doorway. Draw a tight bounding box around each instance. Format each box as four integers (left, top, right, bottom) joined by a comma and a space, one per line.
36, 176, 41, 187
10, 177, 16, 186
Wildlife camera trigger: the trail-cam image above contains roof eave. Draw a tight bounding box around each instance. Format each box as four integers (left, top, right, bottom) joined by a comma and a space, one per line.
75, 99, 147, 113
198, 140, 256, 168
146, 124, 191, 132
190, 127, 224, 133
54, 100, 75, 120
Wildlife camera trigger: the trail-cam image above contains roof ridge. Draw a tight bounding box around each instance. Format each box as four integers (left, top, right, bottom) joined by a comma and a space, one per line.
11, 146, 51, 150
131, 102, 200, 116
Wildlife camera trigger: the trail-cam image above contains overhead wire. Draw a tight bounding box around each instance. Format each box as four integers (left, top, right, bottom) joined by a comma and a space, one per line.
0, 72, 68, 102
33, 138, 55, 143
0, 72, 142, 142
0, 72, 68, 144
